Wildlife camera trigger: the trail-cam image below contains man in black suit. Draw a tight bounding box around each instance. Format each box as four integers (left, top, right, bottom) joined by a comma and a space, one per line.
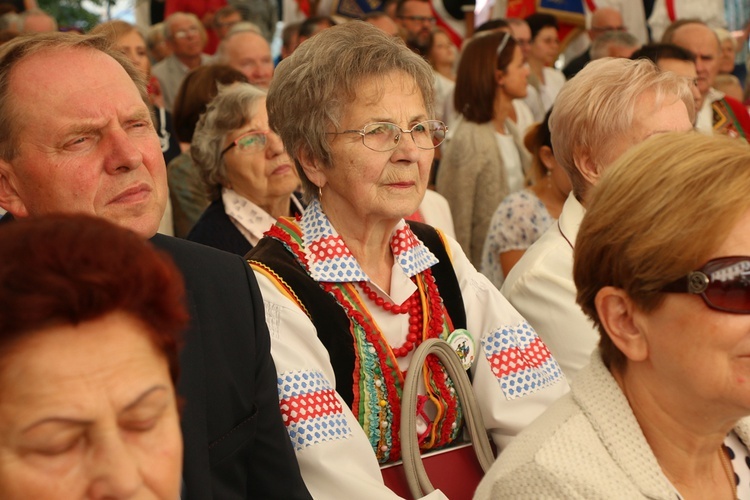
0, 32, 311, 500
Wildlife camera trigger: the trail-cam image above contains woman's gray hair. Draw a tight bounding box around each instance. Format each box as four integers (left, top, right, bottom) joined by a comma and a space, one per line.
267, 21, 436, 202
191, 83, 266, 201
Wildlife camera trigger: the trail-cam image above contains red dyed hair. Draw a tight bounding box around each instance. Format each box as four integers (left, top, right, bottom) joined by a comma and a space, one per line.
0, 214, 188, 383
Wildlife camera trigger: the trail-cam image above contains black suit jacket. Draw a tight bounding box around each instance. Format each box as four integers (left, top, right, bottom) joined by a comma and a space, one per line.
563, 48, 592, 80
150, 235, 311, 499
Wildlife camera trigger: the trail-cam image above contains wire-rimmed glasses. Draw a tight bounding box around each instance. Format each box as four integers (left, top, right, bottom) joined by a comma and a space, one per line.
328, 120, 447, 152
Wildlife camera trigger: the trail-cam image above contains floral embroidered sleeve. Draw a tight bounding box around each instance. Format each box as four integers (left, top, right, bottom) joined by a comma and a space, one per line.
255, 271, 448, 500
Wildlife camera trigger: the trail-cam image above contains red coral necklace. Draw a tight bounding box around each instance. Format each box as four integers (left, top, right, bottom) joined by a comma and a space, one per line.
356, 273, 443, 358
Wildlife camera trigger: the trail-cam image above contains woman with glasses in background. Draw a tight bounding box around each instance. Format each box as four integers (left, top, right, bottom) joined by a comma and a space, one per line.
247, 22, 567, 499
476, 131, 750, 499
436, 29, 531, 268
187, 83, 302, 256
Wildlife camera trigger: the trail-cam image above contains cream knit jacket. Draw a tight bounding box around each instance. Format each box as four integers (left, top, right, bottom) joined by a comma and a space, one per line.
474, 350, 750, 499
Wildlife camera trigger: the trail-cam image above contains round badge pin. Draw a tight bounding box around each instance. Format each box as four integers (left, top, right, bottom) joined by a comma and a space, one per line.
447, 328, 475, 370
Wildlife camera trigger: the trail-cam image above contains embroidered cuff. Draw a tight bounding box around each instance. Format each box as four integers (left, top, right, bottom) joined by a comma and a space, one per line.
278, 369, 352, 451
481, 321, 563, 400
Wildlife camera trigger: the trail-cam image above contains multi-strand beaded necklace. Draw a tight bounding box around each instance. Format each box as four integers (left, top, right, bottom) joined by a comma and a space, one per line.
266, 216, 464, 463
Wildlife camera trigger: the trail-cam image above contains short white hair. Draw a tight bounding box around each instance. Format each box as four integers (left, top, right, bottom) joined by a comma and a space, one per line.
550, 57, 694, 200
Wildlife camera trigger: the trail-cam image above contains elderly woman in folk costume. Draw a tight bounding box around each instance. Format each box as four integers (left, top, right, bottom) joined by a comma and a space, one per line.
247, 22, 567, 499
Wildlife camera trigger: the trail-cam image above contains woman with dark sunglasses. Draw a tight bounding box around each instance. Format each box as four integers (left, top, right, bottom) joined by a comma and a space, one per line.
476, 131, 750, 499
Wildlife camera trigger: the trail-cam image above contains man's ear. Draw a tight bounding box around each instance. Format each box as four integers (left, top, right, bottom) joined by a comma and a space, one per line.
298, 147, 327, 191
574, 151, 601, 187
0, 161, 28, 218
595, 286, 649, 363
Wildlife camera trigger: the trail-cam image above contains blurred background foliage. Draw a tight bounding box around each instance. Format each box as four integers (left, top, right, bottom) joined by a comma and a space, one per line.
38, 0, 117, 31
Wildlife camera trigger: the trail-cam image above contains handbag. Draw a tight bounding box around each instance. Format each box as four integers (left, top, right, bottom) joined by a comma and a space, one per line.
381, 338, 495, 499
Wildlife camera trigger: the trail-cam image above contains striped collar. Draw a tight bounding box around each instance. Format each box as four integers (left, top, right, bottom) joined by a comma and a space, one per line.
300, 199, 439, 283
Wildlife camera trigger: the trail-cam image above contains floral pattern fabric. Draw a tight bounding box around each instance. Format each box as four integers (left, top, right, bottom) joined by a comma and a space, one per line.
481, 189, 554, 289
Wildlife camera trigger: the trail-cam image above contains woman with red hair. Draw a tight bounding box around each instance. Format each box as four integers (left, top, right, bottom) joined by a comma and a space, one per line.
0, 214, 188, 499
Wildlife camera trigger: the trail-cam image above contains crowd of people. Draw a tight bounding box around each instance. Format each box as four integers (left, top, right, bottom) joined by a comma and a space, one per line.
1, 1, 750, 499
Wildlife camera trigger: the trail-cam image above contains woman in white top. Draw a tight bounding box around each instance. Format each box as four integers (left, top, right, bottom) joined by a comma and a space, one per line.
436, 30, 532, 267
524, 13, 566, 115
481, 108, 571, 288
427, 27, 457, 82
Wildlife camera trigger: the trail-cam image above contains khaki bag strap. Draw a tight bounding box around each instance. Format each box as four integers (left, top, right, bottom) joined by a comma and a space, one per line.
400, 339, 495, 498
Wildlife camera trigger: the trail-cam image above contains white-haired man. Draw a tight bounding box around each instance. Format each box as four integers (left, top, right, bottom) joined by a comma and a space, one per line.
216, 23, 274, 89
664, 20, 750, 139
502, 58, 694, 379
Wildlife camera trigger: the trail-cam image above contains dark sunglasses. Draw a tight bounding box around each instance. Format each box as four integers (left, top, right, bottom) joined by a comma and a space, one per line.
661, 256, 750, 313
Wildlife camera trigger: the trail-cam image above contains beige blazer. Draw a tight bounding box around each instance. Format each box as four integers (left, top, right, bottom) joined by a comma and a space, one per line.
436, 120, 530, 267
